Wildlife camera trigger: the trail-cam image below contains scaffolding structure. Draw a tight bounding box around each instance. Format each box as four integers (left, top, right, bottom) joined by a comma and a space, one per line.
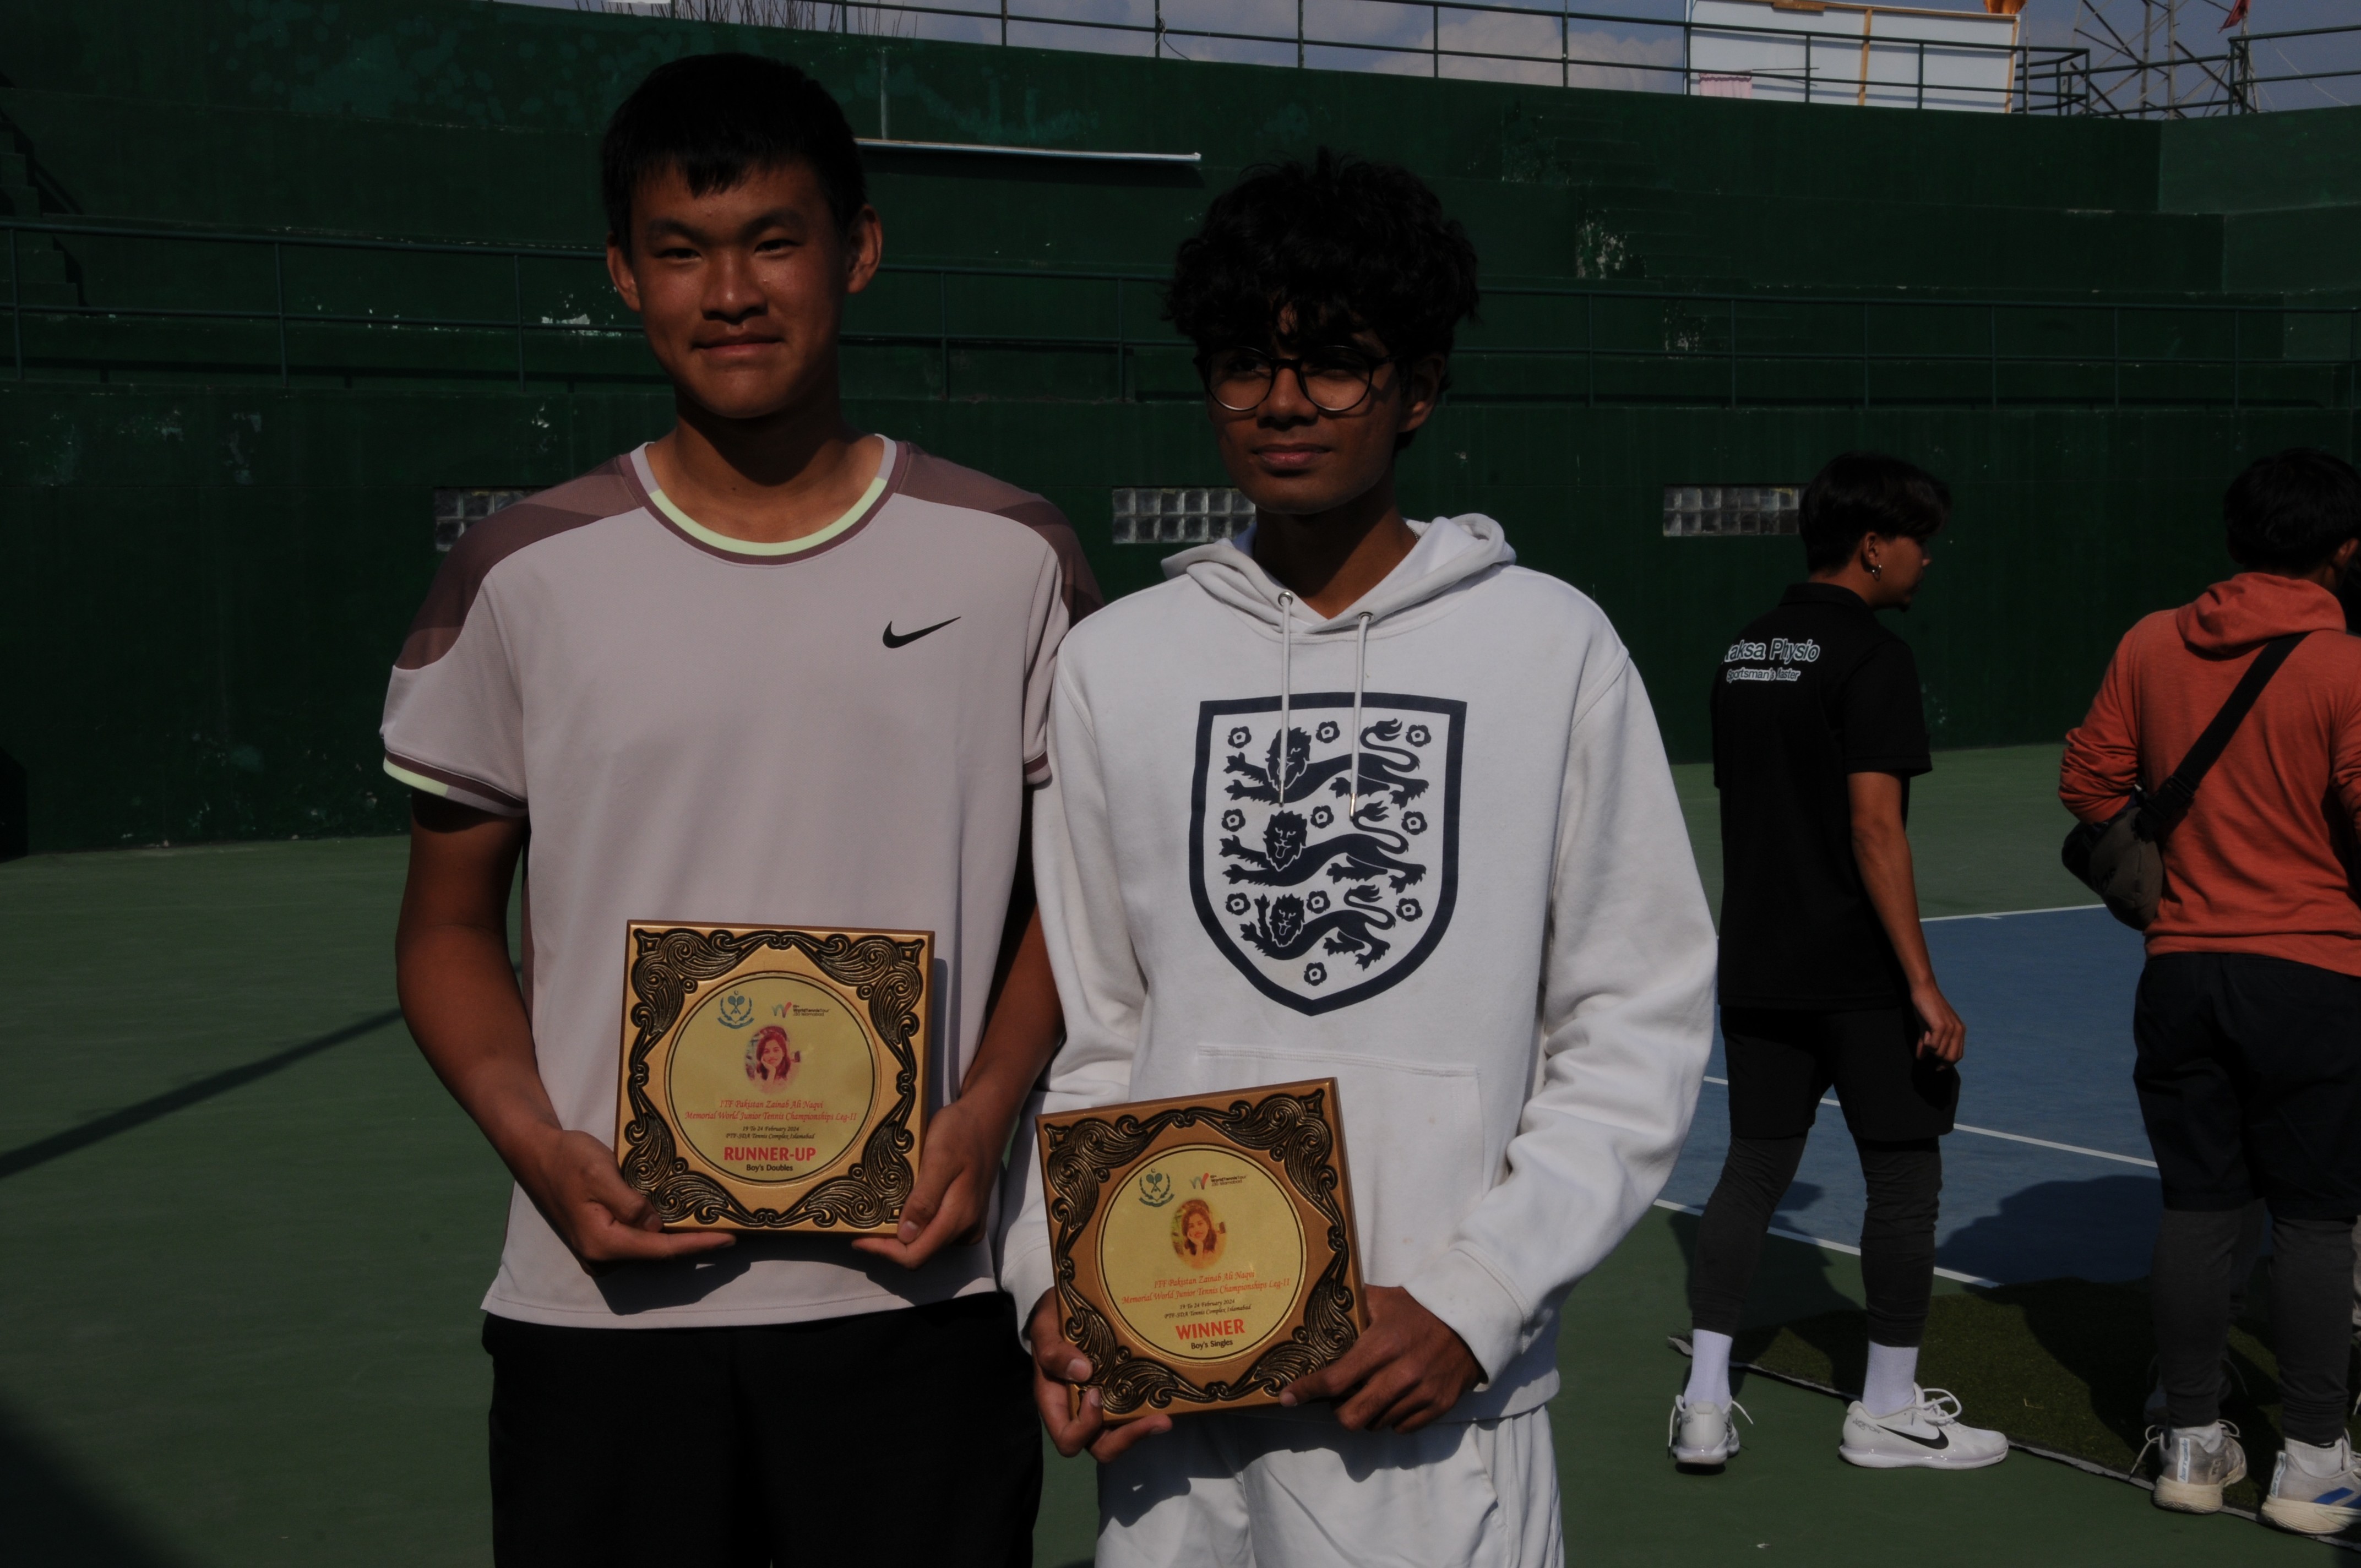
2069, 0, 2249, 117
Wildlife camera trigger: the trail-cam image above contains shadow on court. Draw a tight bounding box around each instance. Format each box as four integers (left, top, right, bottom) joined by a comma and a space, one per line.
0, 1009, 404, 1182
1993, 1257, 2288, 1472
1664, 1204, 1870, 1396
0, 1401, 188, 1567
1937, 1175, 2162, 1286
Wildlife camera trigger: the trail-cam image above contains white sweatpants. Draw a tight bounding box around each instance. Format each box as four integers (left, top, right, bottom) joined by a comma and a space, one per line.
1094, 1407, 1563, 1568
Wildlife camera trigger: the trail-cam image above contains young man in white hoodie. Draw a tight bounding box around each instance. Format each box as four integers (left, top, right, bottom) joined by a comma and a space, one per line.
1000, 149, 1718, 1565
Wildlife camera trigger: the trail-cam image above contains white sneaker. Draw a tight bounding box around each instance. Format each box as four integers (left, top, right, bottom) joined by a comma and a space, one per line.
2141, 1423, 2246, 1513
1668, 1395, 1747, 1469
2263, 1436, 2361, 1537
1838, 1386, 2009, 1471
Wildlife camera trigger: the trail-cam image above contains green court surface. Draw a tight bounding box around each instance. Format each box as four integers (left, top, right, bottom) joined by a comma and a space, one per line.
2, 744, 2338, 1565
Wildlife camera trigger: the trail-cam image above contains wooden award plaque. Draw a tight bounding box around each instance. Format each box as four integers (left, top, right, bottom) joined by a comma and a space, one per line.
614, 922, 930, 1232
1036, 1079, 1368, 1423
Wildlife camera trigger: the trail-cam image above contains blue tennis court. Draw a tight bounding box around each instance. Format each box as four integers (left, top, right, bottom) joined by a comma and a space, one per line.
1661, 904, 2163, 1286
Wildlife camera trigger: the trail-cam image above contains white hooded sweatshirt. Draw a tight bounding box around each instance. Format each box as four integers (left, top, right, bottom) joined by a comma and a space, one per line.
1002, 514, 1716, 1420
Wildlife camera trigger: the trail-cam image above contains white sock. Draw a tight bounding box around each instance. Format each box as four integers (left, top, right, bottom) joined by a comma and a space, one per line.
2173, 1420, 2227, 1452
1684, 1329, 1734, 1407
2287, 1437, 2350, 1478
1862, 1343, 1921, 1417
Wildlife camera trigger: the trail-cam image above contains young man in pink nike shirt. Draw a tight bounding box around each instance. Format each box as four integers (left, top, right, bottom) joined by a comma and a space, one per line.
385, 53, 1096, 1566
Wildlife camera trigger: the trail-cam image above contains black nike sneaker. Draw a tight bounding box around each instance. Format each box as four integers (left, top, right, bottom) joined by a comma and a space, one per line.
1838, 1387, 2009, 1471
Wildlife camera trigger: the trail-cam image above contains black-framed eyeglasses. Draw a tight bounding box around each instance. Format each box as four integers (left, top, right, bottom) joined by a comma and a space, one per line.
1201, 349, 1393, 415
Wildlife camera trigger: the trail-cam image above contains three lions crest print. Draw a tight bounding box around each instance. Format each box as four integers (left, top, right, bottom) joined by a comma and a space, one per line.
1188, 693, 1464, 1015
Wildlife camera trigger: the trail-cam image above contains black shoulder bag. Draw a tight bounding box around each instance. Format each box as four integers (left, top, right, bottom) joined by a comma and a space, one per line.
2063, 631, 2308, 930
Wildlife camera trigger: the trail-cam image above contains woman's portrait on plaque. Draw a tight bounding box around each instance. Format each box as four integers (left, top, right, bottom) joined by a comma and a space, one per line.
1172, 1198, 1226, 1269
743, 1025, 801, 1091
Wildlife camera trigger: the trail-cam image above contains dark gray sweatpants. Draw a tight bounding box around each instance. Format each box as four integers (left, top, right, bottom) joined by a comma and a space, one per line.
2136, 952, 2361, 1444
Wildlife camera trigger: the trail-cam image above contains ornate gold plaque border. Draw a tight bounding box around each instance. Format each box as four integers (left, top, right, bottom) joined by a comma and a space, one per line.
616, 923, 931, 1232
1037, 1079, 1367, 1422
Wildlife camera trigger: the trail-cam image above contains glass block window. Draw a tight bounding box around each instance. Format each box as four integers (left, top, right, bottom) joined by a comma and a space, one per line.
1112, 487, 1255, 546
434, 487, 539, 552
1662, 484, 1800, 538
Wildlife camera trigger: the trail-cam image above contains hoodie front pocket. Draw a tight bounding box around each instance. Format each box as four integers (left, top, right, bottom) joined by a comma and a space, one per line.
1196, 1044, 1488, 1288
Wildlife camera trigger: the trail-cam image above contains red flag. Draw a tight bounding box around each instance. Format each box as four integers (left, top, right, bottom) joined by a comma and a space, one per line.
2221, 0, 2250, 29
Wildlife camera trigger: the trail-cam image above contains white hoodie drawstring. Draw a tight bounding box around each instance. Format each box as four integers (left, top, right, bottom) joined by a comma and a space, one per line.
1275, 594, 1371, 816
1348, 611, 1373, 825
1277, 591, 1296, 801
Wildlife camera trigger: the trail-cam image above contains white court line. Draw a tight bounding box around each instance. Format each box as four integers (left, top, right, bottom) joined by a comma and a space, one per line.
1651, 1199, 1999, 1288
1922, 902, 2103, 923
1950, 1121, 2156, 1168
1699, 1076, 2158, 1169
1719, 900, 2157, 1165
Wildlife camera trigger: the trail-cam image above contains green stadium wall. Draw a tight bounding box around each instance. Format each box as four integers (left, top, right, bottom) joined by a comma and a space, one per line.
3, 0, 2359, 851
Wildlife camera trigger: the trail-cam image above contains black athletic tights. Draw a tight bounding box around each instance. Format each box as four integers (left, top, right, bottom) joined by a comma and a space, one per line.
1689, 1134, 1943, 1348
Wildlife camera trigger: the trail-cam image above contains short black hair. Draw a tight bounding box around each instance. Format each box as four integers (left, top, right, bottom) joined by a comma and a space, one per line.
2224, 448, 2361, 573
1164, 148, 1479, 392
600, 52, 865, 248
1799, 451, 1951, 573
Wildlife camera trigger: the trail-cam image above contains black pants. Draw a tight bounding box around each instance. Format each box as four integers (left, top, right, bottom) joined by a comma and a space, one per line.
485, 1293, 1041, 1568
1689, 1007, 1953, 1349
2135, 952, 2361, 1442
1690, 1133, 1944, 1347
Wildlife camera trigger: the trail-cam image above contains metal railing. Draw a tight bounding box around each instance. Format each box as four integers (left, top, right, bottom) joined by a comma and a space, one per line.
2073, 19, 2361, 119
1, 220, 611, 390
1473, 282, 2360, 412
2223, 23, 2361, 116
596, 0, 2361, 119
7, 217, 2355, 411
659, 0, 2091, 113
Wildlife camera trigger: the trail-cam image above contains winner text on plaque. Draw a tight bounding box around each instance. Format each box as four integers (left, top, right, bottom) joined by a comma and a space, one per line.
1037, 1079, 1367, 1422
615, 922, 931, 1232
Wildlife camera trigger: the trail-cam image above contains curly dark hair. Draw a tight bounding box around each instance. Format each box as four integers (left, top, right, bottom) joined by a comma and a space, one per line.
1163, 148, 1480, 391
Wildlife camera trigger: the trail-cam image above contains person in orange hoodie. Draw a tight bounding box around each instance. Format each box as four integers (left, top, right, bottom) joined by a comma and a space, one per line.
2061, 447, 2361, 1537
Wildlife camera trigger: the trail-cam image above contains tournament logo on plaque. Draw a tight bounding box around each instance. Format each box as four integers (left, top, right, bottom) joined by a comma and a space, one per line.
614, 923, 930, 1232
1189, 694, 1465, 1017
1037, 1080, 1368, 1423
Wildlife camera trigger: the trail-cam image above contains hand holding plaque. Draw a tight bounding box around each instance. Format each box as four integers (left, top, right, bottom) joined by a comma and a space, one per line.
1036, 1079, 1368, 1424
614, 923, 931, 1231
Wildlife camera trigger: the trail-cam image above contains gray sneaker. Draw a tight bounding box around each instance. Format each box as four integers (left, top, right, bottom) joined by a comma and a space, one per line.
2263, 1436, 2361, 1537
2145, 1423, 2246, 1514
1667, 1395, 1748, 1469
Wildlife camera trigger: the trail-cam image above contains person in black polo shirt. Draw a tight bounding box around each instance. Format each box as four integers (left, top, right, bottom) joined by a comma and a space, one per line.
1668, 452, 2008, 1473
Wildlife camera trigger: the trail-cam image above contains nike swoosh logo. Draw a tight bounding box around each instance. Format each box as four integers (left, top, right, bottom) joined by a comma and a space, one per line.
1874, 1422, 1951, 1451
882, 617, 959, 649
